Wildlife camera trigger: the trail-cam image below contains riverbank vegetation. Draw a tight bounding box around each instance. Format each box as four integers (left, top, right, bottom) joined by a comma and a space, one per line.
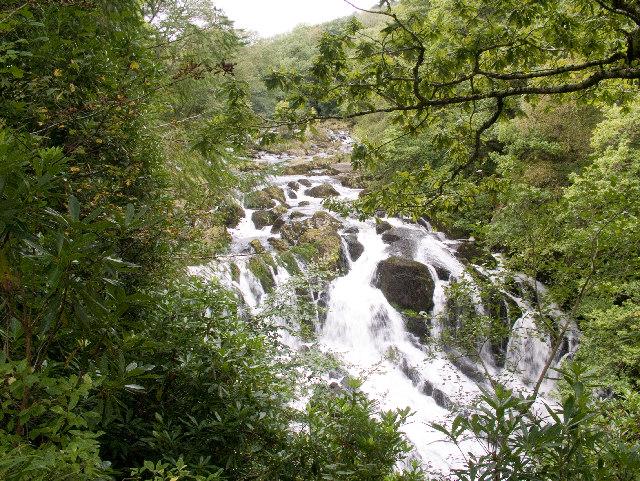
2, 0, 640, 480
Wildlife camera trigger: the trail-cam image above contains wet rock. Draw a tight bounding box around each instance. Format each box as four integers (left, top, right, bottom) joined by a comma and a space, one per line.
305, 183, 340, 198
251, 209, 279, 229
230, 263, 241, 283
298, 201, 311, 207
399, 358, 422, 385
433, 388, 453, 410
375, 221, 393, 234
273, 204, 289, 216
219, 200, 245, 228
421, 380, 434, 397
268, 237, 289, 252
249, 239, 266, 254
248, 255, 276, 292
388, 239, 417, 259
271, 217, 286, 233
404, 315, 431, 344
373, 257, 435, 312
434, 264, 451, 281
287, 181, 300, 190
298, 178, 312, 187
290, 211, 306, 219
287, 189, 298, 199
281, 212, 343, 271
343, 226, 359, 234
342, 234, 364, 262
381, 229, 404, 244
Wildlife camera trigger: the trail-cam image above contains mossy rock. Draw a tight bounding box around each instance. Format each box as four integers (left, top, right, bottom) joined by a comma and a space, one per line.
245, 190, 276, 209
300, 228, 342, 270
250, 239, 266, 254
279, 251, 301, 275
305, 183, 340, 198
219, 200, 245, 228
263, 186, 287, 204
230, 263, 241, 283
248, 255, 276, 292
268, 237, 289, 252
273, 204, 289, 216
252, 209, 279, 229
290, 211, 306, 219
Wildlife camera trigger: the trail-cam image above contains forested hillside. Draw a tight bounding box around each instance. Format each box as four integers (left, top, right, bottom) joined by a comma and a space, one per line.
2, 0, 640, 480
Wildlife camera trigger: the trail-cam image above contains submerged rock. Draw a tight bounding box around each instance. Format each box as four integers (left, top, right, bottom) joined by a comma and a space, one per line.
287, 189, 298, 199
373, 257, 435, 312
305, 183, 340, 198
298, 201, 311, 207
290, 211, 306, 219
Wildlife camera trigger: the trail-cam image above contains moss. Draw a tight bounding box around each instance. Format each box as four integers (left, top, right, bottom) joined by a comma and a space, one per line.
279, 251, 301, 275
250, 239, 266, 254
248, 256, 275, 292
230, 263, 241, 283
292, 243, 319, 263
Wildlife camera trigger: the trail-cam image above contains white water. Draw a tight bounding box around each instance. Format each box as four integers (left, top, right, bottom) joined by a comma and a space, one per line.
191, 132, 577, 476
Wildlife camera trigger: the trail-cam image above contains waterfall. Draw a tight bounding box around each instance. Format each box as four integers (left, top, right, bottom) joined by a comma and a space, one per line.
190, 131, 578, 476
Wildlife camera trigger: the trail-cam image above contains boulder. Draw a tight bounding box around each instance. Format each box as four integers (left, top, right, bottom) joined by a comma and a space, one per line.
298, 201, 311, 207
287, 189, 298, 199
338, 173, 365, 189
305, 183, 340, 198
271, 217, 286, 233
434, 264, 451, 281
251, 210, 279, 229
343, 226, 359, 234
375, 221, 393, 234
219, 200, 245, 228
298, 178, 312, 187
342, 234, 364, 262
287, 181, 300, 190
373, 257, 435, 312
280, 212, 343, 270
263, 186, 287, 204
249, 239, 266, 254
381, 229, 403, 244
404, 315, 431, 344
244, 191, 276, 210
268, 237, 289, 252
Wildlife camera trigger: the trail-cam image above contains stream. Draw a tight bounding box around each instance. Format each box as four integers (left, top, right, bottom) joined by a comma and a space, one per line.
191, 131, 579, 475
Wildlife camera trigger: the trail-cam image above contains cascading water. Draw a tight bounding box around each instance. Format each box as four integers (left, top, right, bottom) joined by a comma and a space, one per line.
192, 131, 578, 475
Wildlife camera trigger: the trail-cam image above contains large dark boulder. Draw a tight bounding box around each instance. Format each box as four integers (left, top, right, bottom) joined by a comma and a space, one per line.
305, 183, 340, 198
298, 178, 312, 187
373, 257, 435, 312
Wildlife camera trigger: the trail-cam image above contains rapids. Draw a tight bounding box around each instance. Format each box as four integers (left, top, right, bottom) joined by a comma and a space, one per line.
191, 132, 578, 475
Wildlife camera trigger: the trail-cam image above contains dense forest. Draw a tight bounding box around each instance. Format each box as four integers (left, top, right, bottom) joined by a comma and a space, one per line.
1, 0, 640, 480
